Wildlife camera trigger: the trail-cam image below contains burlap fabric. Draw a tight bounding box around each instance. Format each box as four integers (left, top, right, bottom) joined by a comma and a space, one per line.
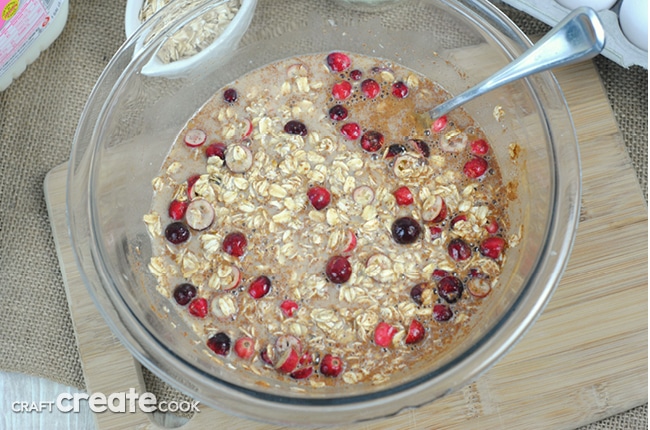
0, 0, 646, 427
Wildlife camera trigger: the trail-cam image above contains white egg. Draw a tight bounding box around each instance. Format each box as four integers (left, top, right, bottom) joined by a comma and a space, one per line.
619, 0, 649, 51
555, 0, 617, 10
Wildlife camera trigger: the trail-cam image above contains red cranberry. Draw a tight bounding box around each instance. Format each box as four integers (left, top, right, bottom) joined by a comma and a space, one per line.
438, 276, 464, 303
249, 276, 271, 299
284, 120, 308, 136
350, 69, 363, 80
222, 232, 247, 257
223, 88, 238, 103
205, 142, 226, 159
234, 337, 255, 360
391, 217, 422, 244
340, 122, 361, 140
405, 319, 425, 344
432, 115, 447, 132
329, 105, 348, 121
165, 222, 190, 244
307, 186, 331, 210
320, 354, 344, 377
325, 255, 352, 284
173, 283, 197, 306
393, 186, 414, 206
464, 156, 489, 178
448, 238, 472, 261
385, 143, 406, 158
207, 332, 231, 356
361, 79, 381, 99
471, 139, 490, 155
168, 200, 188, 220
409, 139, 430, 158
430, 226, 442, 239
374, 322, 397, 347
480, 236, 506, 259
326, 52, 351, 72
429, 198, 448, 224
391, 81, 409, 98
188, 297, 208, 318
360, 130, 384, 152
433, 304, 453, 321
485, 218, 499, 234
332, 81, 352, 100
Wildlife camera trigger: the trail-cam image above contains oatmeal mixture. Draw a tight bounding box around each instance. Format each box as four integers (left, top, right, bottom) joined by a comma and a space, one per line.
143, 52, 520, 386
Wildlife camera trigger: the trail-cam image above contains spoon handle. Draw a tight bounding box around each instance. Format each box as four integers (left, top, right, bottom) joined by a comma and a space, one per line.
428, 7, 606, 119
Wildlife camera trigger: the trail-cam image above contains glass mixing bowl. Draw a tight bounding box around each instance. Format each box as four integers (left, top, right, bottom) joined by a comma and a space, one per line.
67, 0, 581, 425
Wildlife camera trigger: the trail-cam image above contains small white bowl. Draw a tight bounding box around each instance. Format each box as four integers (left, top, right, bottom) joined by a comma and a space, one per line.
124, 0, 257, 77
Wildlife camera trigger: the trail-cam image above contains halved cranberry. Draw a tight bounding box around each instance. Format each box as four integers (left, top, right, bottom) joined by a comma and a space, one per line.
332, 81, 352, 100
290, 366, 314, 379
186, 174, 201, 199
325, 255, 352, 284
410, 282, 430, 305
360, 130, 384, 152
275, 348, 300, 373
307, 186, 331, 210
329, 105, 348, 121
275, 334, 303, 355
184, 129, 207, 147
284, 120, 308, 136
432, 269, 450, 280
205, 142, 226, 159
361, 79, 381, 99
341, 122, 361, 140
480, 236, 506, 259
405, 319, 425, 344
432, 115, 447, 132
374, 322, 397, 347
320, 354, 344, 377
384, 143, 406, 158
350, 69, 363, 80
280, 300, 299, 317
471, 139, 490, 155
438, 276, 464, 303
391, 217, 422, 244
423, 196, 447, 224
393, 186, 414, 206
168, 199, 188, 220
326, 52, 351, 72
165, 222, 190, 244
433, 304, 453, 321
450, 214, 467, 230
248, 275, 272, 299
464, 156, 489, 179
467, 276, 492, 298
222, 232, 247, 257
173, 283, 196, 306
409, 139, 430, 158
391, 81, 409, 98
207, 332, 231, 356
223, 88, 238, 103
188, 297, 208, 318
448, 238, 472, 261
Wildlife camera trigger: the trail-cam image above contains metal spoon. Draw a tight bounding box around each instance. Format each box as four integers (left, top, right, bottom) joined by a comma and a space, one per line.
427, 7, 606, 120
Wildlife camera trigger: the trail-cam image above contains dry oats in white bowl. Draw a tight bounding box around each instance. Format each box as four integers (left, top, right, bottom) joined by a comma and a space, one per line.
124, 0, 257, 77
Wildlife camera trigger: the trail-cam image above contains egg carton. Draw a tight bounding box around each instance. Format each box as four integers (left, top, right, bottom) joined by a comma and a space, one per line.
501, 0, 647, 69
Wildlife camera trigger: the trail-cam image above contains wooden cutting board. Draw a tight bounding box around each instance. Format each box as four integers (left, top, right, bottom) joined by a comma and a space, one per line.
44, 59, 647, 429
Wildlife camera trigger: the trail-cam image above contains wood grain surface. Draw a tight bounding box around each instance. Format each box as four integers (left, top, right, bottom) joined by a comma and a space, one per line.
44, 59, 647, 429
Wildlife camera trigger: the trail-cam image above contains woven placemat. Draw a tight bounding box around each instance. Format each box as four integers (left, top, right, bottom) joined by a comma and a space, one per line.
0, 0, 645, 427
